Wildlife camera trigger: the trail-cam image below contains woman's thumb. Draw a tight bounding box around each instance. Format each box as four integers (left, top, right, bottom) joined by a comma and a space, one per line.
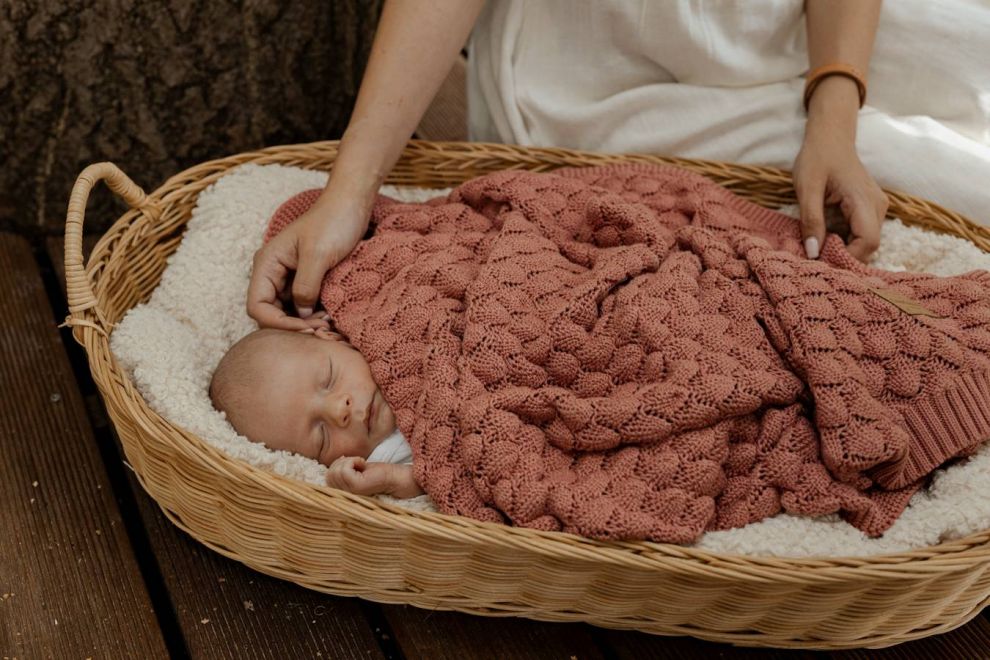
293, 247, 334, 317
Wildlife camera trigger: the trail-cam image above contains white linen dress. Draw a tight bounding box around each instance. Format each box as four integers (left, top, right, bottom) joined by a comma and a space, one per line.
466, 0, 990, 226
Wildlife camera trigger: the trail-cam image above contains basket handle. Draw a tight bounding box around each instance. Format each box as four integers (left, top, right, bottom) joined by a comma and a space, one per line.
61, 162, 160, 337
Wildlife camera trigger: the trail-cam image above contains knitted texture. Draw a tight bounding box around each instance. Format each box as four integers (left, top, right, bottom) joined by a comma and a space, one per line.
265, 163, 990, 543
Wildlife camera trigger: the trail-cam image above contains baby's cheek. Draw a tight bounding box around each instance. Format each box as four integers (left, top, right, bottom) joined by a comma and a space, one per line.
232, 407, 301, 456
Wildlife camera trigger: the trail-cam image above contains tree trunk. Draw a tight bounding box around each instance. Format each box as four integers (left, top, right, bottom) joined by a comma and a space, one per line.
0, 0, 384, 237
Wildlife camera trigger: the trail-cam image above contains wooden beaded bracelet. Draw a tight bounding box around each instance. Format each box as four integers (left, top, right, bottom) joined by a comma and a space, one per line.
803, 63, 867, 112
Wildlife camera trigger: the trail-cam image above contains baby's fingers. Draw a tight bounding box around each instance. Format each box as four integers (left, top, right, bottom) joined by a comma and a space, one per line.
326, 456, 356, 487
326, 456, 371, 493
342, 468, 375, 494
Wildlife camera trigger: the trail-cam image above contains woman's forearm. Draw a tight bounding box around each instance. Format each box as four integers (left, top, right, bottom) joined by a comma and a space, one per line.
804, 0, 882, 141
323, 0, 486, 217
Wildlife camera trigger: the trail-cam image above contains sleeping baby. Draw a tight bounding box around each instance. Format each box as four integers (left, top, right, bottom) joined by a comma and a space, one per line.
208, 326, 424, 498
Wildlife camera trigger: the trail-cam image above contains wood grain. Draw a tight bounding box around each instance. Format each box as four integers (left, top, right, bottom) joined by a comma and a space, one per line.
126, 491, 387, 660
0, 233, 168, 658
381, 604, 606, 660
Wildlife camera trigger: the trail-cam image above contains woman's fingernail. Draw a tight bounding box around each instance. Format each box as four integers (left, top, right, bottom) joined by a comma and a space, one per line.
299, 306, 313, 318
804, 237, 820, 259
299, 327, 315, 334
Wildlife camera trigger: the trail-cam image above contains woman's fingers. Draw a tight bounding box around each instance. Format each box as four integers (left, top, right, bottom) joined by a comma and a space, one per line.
253, 194, 368, 326
302, 313, 331, 328
247, 227, 337, 331
247, 242, 314, 331
793, 127, 888, 263
844, 194, 884, 263
293, 244, 333, 320
245, 246, 283, 327
794, 148, 886, 264
796, 174, 827, 260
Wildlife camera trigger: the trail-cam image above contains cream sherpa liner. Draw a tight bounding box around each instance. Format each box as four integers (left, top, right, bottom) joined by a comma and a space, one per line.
109, 163, 990, 557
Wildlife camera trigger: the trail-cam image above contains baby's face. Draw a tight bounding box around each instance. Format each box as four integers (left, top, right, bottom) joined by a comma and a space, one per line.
225, 328, 397, 465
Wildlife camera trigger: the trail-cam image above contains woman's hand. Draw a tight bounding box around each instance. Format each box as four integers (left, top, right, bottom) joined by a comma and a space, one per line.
793, 125, 889, 264
246, 0, 485, 330
247, 195, 369, 331
800, 1, 886, 263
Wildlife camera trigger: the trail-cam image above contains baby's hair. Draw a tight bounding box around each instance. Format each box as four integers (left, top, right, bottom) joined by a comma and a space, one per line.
208, 326, 345, 427
210, 330, 264, 421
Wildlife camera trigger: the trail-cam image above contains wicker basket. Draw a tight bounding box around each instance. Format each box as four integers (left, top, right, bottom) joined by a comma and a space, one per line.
62, 140, 990, 650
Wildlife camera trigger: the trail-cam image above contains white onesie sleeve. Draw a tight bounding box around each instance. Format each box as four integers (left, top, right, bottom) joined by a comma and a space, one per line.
367, 429, 413, 465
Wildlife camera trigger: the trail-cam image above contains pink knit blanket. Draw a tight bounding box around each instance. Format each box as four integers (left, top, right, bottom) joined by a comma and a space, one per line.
266, 164, 990, 543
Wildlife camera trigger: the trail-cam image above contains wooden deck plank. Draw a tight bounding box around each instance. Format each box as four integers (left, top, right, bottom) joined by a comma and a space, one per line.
600, 629, 822, 659
0, 233, 168, 659
46, 236, 386, 659
124, 489, 387, 659
381, 605, 606, 660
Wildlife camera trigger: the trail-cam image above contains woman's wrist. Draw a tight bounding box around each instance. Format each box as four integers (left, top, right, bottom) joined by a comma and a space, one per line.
804, 75, 861, 145
315, 119, 399, 226
312, 172, 380, 236
305, 186, 374, 238
335, 118, 403, 191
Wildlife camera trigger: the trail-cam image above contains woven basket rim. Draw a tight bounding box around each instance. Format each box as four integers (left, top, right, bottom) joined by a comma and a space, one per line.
77, 139, 990, 577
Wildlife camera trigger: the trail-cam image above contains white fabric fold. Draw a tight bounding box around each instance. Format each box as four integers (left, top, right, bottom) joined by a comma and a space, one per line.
467, 0, 990, 226
367, 429, 413, 465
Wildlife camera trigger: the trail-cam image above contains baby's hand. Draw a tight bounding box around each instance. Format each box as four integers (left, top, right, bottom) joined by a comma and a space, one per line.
385, 464, 425, 499
325, 457, 424, 498
326, 456, 392, 496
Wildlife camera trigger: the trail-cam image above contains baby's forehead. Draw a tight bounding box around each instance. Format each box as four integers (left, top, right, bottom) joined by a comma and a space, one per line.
246, 329, 362, 372
237, 337, 315, 399
253, 329, 318, 352
257, 331, 351, 369
255, 332, 314, 362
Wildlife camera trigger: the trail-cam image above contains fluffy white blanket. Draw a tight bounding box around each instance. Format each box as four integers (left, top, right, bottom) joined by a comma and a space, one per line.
110, 163, 990, 557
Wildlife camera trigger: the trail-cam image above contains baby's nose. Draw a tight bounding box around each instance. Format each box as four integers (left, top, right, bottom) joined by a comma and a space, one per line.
329, 392, 352, 427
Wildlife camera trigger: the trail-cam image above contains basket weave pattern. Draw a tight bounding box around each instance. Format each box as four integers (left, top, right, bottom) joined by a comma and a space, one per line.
63, 140, 990, 650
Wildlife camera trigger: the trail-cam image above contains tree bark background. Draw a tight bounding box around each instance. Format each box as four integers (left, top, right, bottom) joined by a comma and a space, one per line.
0, 0, 384, 237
